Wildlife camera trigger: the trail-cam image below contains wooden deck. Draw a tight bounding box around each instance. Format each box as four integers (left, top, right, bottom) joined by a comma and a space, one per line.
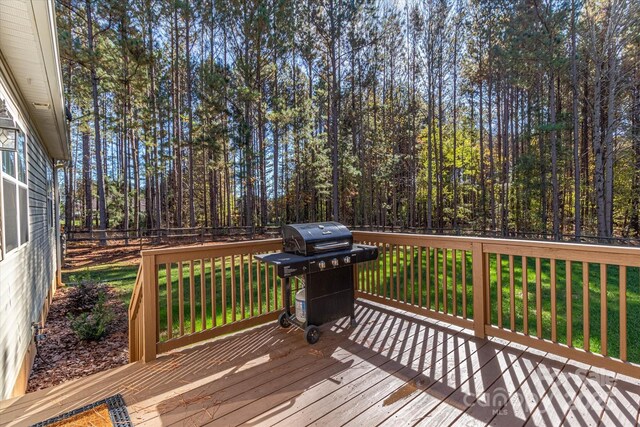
1, 300, 639, 427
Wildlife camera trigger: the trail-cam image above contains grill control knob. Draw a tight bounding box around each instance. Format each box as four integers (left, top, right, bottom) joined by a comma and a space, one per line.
343, 256, 351, 264
318, 261, 326, 270
331, 258, 339, 267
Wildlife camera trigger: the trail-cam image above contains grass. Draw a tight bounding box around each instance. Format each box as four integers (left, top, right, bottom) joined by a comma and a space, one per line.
63, 246, 640, 364
63, 259, 294, 341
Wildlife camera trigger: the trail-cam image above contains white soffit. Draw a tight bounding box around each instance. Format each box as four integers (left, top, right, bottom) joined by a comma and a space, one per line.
0, 0, 69, 160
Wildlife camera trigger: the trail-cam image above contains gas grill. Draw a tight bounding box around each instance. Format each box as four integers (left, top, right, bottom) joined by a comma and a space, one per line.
256, 222, 378, 344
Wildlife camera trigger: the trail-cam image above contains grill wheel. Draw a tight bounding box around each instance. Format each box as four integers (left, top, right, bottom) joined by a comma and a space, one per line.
304, 325, 320, 344
278, 312, 291, 328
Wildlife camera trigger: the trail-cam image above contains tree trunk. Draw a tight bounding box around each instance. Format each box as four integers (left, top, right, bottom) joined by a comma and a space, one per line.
85, 0, 106, 243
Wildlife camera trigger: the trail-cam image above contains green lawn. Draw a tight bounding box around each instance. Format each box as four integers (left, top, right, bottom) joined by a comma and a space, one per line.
63, 259, 296, 341
63, 248, 639, 364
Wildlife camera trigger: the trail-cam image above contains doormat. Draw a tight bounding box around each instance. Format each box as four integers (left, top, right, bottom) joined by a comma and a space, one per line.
30, 394, 132, 427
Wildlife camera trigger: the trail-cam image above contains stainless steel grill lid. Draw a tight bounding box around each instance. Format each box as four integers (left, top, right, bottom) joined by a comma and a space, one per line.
282, 222, 353, 256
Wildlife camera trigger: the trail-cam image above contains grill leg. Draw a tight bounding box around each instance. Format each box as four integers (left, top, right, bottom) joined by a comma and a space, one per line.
284, 277, 291, 316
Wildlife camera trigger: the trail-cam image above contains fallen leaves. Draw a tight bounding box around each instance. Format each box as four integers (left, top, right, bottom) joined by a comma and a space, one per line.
26, 285, 129, 393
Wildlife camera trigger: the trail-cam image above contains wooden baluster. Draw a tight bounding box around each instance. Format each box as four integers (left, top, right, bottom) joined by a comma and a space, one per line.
484, 253, 490, 322
403, 245, 408, 303
409, 245, 416, 305
178, 262, 185, 335
462, 250, 467, 319
231, 255, 237, 322
583, 262, 589, 352
221, 257, 227, 325
566, 260, 572, 346
240, 254, 245, 319
265, 262, 270, 312
443, 248, 447, 314
248, 254, 254, 317
190, 261, 196, 333
376, 243, 381, 296
522, 256, 528, 336
509, 255, 515, 331
452, 249, 457, 316
200, 259, 206, 330
600, 263, 607, 356
257, 259, 262, 315
426, 247, 431, 309
383, 244, 387, 298
156, 265, 160, 341
536, 257, 542, 338
396, 245, 400, 300
211, 258, 217, 327
272, 264, 277, 310
166, 263, 172, 339
367, 245, 372, 294
620, 266, 627, 361
550, 259, 556, 341
434, 248, 439, 312
497, 254, 502, 328
418, 247, 423, 308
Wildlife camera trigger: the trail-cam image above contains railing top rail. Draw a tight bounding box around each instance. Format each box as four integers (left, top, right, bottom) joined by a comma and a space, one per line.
353, 230, 640, 257
128, 264, 143, 317
141, 238, 281, 257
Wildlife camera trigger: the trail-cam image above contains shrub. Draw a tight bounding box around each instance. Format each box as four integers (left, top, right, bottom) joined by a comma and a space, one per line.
69, 292, 114, 341
67, 283, 103, 315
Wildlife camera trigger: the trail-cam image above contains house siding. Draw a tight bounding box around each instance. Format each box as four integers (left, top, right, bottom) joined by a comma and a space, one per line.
0, 93, 58, 400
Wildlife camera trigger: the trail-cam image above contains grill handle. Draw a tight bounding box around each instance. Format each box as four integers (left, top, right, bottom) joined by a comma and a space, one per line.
312, 241, 350, 252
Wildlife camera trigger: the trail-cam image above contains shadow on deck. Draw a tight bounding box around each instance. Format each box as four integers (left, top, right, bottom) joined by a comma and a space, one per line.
1, 300, 639, 427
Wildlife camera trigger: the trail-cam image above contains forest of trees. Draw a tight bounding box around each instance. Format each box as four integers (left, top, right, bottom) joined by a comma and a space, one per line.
57, 0, 640, 241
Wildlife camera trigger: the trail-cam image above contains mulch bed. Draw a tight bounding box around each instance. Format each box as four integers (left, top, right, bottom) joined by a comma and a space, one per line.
27, 285, 129, 393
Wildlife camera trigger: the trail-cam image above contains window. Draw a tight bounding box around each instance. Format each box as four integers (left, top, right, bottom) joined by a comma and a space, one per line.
1, 130, 28, 257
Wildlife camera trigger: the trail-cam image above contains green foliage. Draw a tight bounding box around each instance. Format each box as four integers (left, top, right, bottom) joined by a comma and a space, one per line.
68, 291, 114, 342
67, 282, 103, 315
57, 0, 640, 238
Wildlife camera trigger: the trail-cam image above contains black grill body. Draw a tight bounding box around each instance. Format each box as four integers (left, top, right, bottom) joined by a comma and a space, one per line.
282, 222, 353, 256
256, 222, 378, 343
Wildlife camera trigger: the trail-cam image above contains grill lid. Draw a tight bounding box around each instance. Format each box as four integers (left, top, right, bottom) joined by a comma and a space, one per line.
282, 222, 353, 256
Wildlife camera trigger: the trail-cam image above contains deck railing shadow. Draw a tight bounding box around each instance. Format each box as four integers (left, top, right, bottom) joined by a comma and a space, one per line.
4, 299, 640, 426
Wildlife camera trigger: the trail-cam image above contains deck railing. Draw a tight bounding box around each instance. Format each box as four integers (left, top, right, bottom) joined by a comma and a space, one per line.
129, 239, 285, 362
129, 232, 640, 377
353, 231, 640, 377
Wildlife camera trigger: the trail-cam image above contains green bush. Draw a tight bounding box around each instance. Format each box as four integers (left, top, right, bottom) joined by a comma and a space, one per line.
67, 283, 102, 315
68, 292, 114, 341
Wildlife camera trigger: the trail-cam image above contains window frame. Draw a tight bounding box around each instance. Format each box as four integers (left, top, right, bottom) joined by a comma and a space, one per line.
0, 125, 29, 259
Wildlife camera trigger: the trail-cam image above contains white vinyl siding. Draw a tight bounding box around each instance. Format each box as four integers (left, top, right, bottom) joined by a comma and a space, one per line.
0, 111, 57, 400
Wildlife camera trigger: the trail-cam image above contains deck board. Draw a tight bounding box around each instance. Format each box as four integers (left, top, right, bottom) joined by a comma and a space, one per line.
241, 320, 451, 426
167, 308, 429, 426
1, 300, 638, 427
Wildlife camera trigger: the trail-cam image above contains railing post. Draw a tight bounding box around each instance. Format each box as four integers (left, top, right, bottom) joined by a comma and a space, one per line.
142, 254, 157, 362
472, 242, 486, 338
